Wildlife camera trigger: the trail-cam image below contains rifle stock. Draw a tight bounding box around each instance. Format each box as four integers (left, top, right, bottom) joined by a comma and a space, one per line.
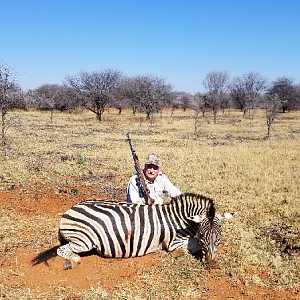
126, 133, 154, 205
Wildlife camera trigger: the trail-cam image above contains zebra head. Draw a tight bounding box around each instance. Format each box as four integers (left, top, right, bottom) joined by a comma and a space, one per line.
192, 204, 236, 265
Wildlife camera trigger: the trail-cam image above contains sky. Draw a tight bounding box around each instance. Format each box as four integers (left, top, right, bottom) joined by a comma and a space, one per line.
1, 0, 300, 94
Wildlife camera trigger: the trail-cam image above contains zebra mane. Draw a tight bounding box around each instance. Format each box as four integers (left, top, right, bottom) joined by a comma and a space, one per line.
172, 193, 216, 224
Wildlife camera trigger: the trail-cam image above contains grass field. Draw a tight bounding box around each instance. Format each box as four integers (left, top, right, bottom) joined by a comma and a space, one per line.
0, 108, 299, 299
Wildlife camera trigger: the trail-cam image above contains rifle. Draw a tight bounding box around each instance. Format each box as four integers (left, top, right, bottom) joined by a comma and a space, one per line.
126, 133, 154, 205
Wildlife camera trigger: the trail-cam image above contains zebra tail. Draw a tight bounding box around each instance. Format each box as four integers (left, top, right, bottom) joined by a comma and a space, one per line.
31, 245, 60, 266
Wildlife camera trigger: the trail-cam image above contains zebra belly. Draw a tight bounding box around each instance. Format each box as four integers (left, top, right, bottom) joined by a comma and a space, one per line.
60, 224, 167, 258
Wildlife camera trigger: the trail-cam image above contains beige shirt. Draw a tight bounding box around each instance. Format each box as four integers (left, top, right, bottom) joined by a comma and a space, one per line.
126, 172, 181, 205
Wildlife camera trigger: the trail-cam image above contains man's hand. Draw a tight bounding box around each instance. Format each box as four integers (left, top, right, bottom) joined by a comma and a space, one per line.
148, 197, 155, 205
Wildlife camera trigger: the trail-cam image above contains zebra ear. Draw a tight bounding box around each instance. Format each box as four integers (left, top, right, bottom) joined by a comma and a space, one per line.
216, 212, 237, 222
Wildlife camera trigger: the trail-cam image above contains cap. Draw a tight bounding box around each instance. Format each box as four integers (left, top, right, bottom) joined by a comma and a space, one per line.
145, 154, 162, 167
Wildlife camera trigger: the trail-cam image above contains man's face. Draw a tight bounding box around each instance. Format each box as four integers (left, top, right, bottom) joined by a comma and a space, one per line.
144, 164, 160, 182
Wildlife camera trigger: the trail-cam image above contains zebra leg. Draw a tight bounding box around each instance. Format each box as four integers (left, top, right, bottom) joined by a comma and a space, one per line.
168, 236, 190, 257
169, 237, 202, 258
57, 244, 81, 270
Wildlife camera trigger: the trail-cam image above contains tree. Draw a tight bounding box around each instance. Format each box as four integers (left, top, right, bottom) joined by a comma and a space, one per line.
192, 92, 209, 135
116, 75, 173, 119
107, 93, 125, 114
112, 77, 137, 114
243, 72, 268, 112
264, 94, 281, 137
137, 75, 173, 119
66, 69, 123, 121
55, 85, 82, 111
170, 92, 191, 111
203, 71, 229, 123
33, 84, 61, 121
31, 84, 80, 114
229, 76, 247, 113
193, 92, 209, 118
267, 77, 298, 113
295, 84, 300, 110
0, 61, 22, 145
230, 72, 268, 117
24, 90, 37, 109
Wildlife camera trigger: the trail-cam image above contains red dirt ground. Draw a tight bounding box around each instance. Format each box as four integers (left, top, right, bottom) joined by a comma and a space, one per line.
0, 186, 299, 299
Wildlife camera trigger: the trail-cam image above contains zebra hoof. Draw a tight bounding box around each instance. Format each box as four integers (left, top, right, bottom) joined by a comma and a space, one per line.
64, 260, 72, 270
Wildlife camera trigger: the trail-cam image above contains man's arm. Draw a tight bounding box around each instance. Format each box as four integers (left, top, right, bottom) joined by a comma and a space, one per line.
161, 174, 181, 199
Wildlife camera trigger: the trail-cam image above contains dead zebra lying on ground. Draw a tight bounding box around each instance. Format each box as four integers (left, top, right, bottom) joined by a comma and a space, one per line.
32, 193, 236, 270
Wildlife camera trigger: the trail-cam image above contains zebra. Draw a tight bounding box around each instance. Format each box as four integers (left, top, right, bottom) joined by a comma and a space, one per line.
32, 193, 236, 270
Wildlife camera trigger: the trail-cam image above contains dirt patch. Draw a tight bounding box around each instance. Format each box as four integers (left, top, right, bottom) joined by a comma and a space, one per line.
0, 187, 299, 299
201, 271, 299, 299
0, 185, 103, 216
3, 248, 161, 294
3, 248, 299, 299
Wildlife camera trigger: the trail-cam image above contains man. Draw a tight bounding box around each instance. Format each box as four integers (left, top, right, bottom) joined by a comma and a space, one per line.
126, 153, 181, 205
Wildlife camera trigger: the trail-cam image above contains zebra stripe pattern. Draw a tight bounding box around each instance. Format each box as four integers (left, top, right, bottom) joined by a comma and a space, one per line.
32, 193, 235, 270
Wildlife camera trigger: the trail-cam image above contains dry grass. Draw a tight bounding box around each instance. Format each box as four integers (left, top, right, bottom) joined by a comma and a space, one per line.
0, 108, 300, 299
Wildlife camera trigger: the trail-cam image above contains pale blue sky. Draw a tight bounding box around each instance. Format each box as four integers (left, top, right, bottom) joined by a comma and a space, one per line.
1, 0, 299, 93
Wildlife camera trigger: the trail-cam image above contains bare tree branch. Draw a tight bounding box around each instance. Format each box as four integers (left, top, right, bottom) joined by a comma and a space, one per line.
65, 69, 123, 121
203, 71, 229, 123
0, 61, 22, 145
